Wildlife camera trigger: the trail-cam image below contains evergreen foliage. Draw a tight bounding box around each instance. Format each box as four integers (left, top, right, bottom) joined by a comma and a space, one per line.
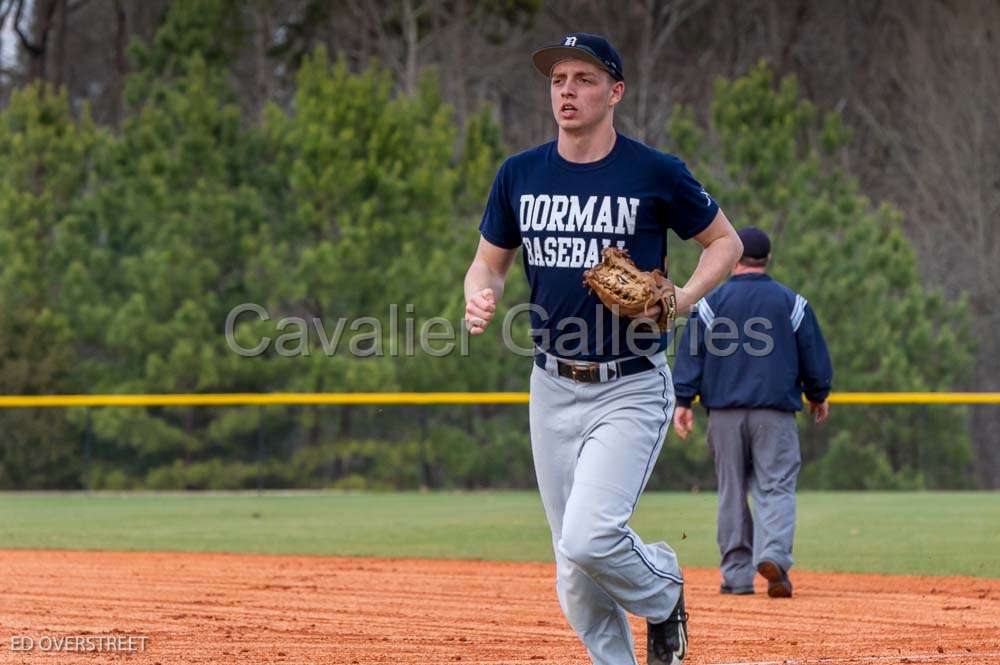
0, 8, 974, 490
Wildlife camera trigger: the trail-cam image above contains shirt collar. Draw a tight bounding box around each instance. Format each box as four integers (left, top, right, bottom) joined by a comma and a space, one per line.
730, 273, 772, 281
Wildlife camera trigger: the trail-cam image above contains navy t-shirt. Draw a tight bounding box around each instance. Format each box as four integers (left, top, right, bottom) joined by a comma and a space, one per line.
479, 133, 719, 362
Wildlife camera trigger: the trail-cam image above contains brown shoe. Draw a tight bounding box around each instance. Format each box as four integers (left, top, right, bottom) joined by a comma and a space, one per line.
757, 560, 792, 598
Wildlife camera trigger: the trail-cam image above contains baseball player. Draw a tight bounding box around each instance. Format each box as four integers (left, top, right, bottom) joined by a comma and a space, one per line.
463, 33, 742, 665
671, 227, 833, 598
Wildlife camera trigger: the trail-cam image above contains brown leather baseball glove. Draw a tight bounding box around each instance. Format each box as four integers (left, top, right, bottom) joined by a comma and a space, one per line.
582, 247, 677, 332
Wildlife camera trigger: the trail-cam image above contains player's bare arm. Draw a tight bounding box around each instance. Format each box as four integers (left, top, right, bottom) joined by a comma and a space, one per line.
676, 209, 742, 314
463, 236, 518, 334
640, 209, 742, 321
669, 214, 743, 439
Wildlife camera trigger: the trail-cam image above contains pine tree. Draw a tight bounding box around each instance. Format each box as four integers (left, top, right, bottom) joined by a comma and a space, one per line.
0, 85, 103, 487
63, 0, 270, 489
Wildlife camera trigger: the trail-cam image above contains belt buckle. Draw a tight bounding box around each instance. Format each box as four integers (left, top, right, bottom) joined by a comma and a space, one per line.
568, 362, 599, 383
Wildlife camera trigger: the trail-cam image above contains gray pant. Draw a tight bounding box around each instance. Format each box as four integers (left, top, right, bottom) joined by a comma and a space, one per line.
707, 408, 801, 589
530, 353, 681, 665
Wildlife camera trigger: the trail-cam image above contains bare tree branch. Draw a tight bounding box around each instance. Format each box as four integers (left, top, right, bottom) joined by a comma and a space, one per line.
14, 0, 43, 56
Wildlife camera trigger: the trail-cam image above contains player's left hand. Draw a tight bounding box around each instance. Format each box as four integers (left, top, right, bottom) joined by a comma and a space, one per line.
637, 284, 693, 321
643, 285, 693, 318
637, 285, 694, 321
808, 399, 829, 424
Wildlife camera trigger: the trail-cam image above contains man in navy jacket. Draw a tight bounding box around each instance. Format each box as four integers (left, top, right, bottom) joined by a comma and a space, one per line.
672, 227, 832, 598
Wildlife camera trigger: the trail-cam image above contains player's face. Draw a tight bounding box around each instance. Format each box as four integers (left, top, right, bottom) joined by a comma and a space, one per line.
549, 60, 622, 132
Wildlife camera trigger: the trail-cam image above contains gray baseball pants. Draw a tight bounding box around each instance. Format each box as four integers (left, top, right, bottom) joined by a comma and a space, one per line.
530, 352, 681, 665
707, 408, 801, 589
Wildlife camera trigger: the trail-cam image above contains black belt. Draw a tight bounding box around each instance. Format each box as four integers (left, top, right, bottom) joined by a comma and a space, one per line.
533, 353, 657, 383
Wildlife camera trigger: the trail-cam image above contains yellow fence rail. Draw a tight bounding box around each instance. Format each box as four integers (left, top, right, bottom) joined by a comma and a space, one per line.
0, 392, 999, 407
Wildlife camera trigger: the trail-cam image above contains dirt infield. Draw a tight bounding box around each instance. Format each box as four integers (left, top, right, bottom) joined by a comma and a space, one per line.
1, 550, 998, 664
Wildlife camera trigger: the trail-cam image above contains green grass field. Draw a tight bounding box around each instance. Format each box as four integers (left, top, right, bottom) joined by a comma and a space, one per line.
1, 491, 997, 578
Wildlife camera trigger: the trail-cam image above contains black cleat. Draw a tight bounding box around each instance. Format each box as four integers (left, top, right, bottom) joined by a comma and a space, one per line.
647, 588, 688, 664
720, 583, 755, 595
757, 560, 793, 598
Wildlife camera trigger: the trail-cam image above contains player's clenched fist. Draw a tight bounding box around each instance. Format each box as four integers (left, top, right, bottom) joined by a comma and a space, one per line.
465, 288, 496, 335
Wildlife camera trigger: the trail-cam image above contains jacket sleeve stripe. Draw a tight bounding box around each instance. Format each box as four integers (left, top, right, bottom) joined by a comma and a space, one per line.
791, 294, 808, 332
696, 298, 715, 328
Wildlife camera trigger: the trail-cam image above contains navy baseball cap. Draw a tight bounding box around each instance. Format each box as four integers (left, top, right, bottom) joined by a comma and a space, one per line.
532, 33, 624, 81
737, 227, 772, 260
